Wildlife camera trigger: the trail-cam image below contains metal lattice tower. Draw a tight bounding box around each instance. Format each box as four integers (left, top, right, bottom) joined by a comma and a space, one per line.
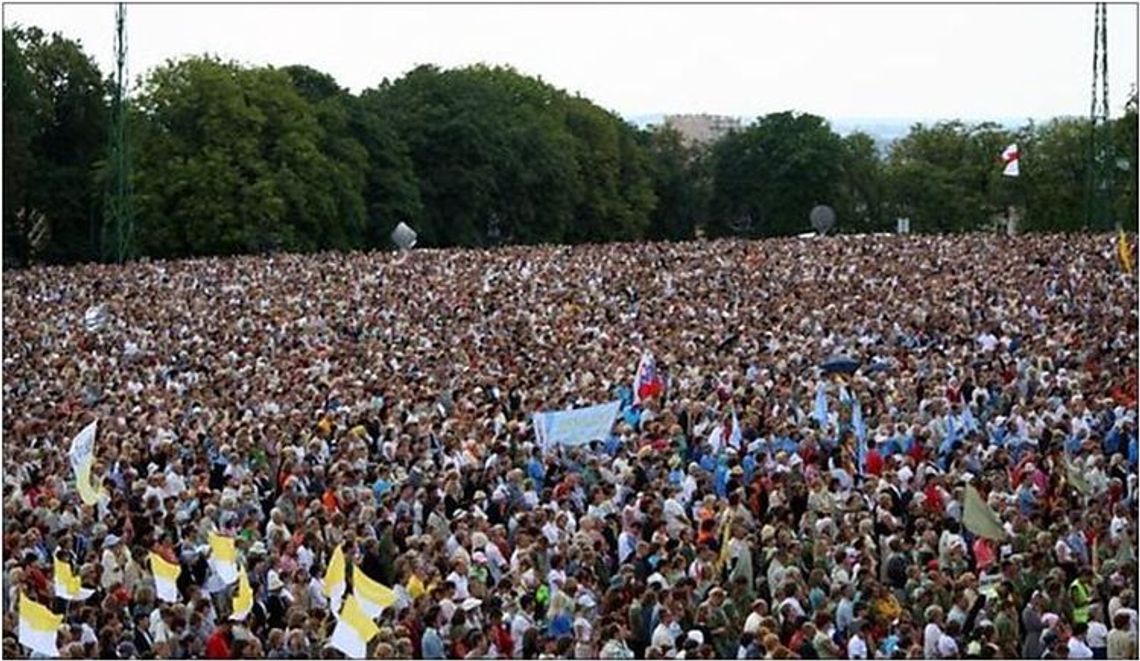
103, 3, 132, 263
1086, 2, 1114, 231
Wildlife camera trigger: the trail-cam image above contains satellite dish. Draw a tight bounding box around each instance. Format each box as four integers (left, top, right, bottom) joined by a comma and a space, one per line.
810, 205, 836, 235
390, 222, 417, 251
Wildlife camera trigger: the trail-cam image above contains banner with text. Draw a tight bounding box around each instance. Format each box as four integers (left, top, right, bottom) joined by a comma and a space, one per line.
533, 401, 621, 449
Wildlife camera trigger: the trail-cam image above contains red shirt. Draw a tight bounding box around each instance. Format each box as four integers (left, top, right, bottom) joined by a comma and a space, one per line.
204, 629, 231, 659
866, 449, 885, 476
490, 622, 513, 658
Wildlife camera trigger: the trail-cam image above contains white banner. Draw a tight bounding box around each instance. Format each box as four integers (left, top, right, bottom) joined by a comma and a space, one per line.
532, 401, 621, 449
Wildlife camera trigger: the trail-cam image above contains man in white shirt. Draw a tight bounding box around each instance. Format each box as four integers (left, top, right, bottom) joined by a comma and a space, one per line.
618, 523, 641, 564
924, 606, 945, 659
1067, 623, 1094, 659
446, 558, 471, 601
650, 610, 680, 652
846, 621, 868, 660
743, 600, 766, 635
937, 621, 961, 659
510, 595, 536, 659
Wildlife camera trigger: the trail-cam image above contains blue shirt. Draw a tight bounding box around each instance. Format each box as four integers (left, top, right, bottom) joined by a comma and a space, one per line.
421, 628, 445, 659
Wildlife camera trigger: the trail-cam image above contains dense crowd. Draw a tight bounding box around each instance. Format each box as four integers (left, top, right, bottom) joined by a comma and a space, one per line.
2, 233, 1138, 660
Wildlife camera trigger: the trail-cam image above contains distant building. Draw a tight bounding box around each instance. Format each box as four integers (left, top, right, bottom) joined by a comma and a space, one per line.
662, 114, 741, 147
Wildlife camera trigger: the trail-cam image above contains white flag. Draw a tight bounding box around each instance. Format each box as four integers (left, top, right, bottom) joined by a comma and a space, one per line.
1001, 143, 1020, 177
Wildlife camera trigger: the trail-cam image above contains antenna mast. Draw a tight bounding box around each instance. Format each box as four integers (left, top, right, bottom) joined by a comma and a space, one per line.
1086, 3, 1114, 230
103, 2, 133, 262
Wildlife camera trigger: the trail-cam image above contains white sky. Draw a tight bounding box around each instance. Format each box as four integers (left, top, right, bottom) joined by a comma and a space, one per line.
4, 2, 1138, 122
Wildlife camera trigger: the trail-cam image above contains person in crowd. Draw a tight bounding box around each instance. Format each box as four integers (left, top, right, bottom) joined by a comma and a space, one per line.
1, 235, 1136, 659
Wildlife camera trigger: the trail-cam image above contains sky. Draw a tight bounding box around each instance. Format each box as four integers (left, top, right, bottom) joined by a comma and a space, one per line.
4, 2, 1138, 123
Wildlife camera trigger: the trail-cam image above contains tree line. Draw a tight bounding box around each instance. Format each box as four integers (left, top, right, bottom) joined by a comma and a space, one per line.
4, 25, 1137, 267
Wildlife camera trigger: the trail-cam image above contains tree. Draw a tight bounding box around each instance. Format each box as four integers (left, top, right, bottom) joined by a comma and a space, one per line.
367, 64, 656, 247
837, 131, 886, 233
708, 112, 846, 237
882, 121, 1016, 234
3, 26, 108, 266
640, 126, 707, 241
1018, 118, 1090, 233
133, 57, 363, 257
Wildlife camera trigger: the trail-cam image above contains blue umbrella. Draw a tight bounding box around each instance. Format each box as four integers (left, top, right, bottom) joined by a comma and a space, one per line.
821, 356, 861, 374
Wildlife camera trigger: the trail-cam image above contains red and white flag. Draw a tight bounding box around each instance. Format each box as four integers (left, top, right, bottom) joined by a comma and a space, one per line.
633, 353, 664, 405
1001, 143, 1020, 177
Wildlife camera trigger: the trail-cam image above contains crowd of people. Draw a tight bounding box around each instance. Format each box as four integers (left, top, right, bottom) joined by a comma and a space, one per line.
2, 233, 1137, 660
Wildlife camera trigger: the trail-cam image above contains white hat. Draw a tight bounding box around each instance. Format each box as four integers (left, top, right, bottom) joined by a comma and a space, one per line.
267, 573, 285, 592
687, 630, 705, 645
461, 598, 483, 611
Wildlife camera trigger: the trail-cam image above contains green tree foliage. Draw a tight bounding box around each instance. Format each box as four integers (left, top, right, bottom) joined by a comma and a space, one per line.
4, 25, 1139, 266
3, 26, 108, 266
837, 131, 886, 233
367, 65, 654, 247
881, 121, 1019, 234
134, 57, 366, 257
1017, 118, 1090, 232
708, 112, 846, 237
639, 126, 710, 241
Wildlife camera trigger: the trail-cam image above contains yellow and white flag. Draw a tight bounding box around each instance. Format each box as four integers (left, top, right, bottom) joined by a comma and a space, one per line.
962, 485, 1008, 541
53, 557, 94, 601
1118, 229, 1134, 275
328, 595, 380, 659
19, 593, 62, 657
69, 420, 103, 506
324, 545, 346, 614
208, 532, 238, 584
353, 567, 397, 618
231, 567, 253, 621
149, 552, 182, 603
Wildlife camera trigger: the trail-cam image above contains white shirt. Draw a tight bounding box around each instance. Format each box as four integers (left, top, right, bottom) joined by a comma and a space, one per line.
1087, 621, 1109, 648
297, 545, 315, 573
743, 612, 764, 635
511, 612, 533, 658
618, 531, 638, 564
847, 635, 868, 660
936, 633, 958, 659
1068, 637, 1094, 659
651, 623, 677, 651
307, 577, 328, 610
924, 623, 943, 659
446, 571, 470, 601
1055, 539, 1074, 564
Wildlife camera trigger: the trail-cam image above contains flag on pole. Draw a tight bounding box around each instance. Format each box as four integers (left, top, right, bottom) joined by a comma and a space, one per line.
328, 595, 381, 659
1118, 229, 1134, 275
353, 567, 398, 618
852, 397, 867, 475
962, 485, 1008, 541
19, 593, 62, 657
324, 545, 347, 615
149, 552, 182, 603
68, 420, 103, 507
706, 422, 725, 455
633, 353, 664, 405
1001, 143, 1020, 177
230, 568, 253, 621
728, 409, 743, 450
53, 557, 94, 601
962, 405, 979, 433
208, 532, 238, 585
812, 381, 828, 427
715, 513, 735, 572
1064, 458, 1090, 495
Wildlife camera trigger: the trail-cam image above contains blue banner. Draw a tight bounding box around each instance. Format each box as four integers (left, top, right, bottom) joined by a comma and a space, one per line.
533, 400, 622, 449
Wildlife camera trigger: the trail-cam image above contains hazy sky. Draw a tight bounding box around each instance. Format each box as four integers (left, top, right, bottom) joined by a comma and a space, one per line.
4, 3, 1137, 122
